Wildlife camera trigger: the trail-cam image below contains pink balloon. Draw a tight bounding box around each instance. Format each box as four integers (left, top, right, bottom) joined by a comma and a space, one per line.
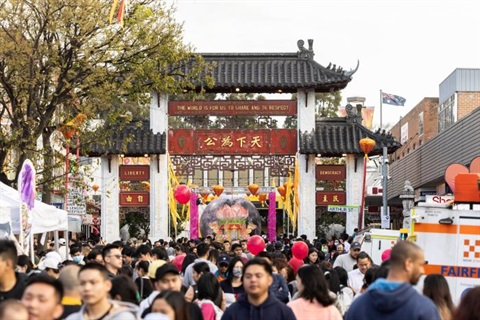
291, 241, 309, 260
247, 235, 265, 255
288, 257, 304, 274
174, 185, 191, 204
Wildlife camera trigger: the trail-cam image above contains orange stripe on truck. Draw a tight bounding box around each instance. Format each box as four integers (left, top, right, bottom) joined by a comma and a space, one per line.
414, 223, 480, 235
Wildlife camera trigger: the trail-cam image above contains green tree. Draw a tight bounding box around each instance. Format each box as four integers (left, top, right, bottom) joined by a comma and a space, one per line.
0, 0, 212, 196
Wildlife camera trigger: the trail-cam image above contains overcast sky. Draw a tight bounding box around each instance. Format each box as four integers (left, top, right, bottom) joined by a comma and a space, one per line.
167, 0, 480, 128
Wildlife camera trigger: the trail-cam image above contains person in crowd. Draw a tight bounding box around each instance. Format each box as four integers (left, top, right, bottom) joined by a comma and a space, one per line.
215, 255, 230, 282
172, 246, 187, 272
135, 260, 154, 300
336, 243, 346, 255
66, 263, 137, 320
333, 241, 361, 272
231, 244, 247, 263
70, 246, 83, 265
423, 274, 455, 320
454, 286, 480, 320
219, 257, 245, 308
347, 251, 373, 294
0, 299, 29, 320
358, 266, 378, 294
148, 290, 191, 320
195, 273, 224, 319
223, 240, 231, 254
152, 247, 169, 261
287, 264, 342, 319
140, 264, 203, 320
102, 244, 123, 279
346, 241, 440, 320
16, 255, 35, 276
304, 247, 320, 265
221, 258, 296, 320
136, 245, 153, 262
86, 249, 103, 264
0, 239, 26, 301
121, 247, 135, 273
256, 252, 289, 303
185, 262, 210, 303
285, 264, 298, 298
39, 257, 61, 279
21, 275, 64, 320
272, 258, 289, 283
334, 266, 354, 317
208, 249, 220, 266
58, 265, 82, 319
183, 243, 218, 287
110, 275, 139, 305
181, 254, 197, 276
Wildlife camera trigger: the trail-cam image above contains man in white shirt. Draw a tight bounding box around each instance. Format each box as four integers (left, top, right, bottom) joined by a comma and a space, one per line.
333, 241, 361, 272
348, 251, 373, 293
182, 243, 218, 287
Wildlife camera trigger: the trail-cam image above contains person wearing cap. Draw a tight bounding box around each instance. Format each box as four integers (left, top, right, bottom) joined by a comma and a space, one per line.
333, 241, 362, 272
274, 241, 283, 255
215, 255, 230, 282
39, 258, 60, 279
138, 264, 203, 320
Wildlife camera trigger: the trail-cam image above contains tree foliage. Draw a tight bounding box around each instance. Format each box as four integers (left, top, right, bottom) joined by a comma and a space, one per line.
0, 0, 212, 190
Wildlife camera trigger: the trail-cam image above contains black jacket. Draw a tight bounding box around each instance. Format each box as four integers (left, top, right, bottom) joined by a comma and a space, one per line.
221, 293, 296, 320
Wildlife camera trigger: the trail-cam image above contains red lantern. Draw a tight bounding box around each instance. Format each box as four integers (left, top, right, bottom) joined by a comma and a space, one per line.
174, 185, 191, 204
291, 241, 309, 260
288, 257, 304, 274
212, 185, 224, 197
92, 184, 99, 192
247, 235, 265, 255
258, 193, 267, 206
248, 184, 259, 196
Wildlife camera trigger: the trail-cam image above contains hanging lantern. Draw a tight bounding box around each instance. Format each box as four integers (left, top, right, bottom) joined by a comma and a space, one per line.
248, 184, 259, 196
59, 121, 76, 140
277, 186, 286, 199
200, 190, 210, 203
258, 193, 267, 206
92, 184, 99, 192
283, 182, 294, 191
359, 137, 376, 156
212, 185, 224, 197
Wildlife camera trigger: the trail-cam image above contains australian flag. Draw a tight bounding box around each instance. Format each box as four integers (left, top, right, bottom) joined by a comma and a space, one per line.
382, 92, 406, 106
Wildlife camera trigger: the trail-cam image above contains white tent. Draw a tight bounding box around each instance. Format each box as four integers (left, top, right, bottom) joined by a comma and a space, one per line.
0, 182, 68, 234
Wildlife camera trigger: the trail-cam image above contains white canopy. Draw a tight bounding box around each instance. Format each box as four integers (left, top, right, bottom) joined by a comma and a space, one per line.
0, 182, 68, 234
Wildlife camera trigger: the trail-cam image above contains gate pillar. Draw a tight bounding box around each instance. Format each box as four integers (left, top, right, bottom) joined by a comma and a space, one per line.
345, 154, 364, 234
297, 88, 316, 240
101, 155, 120, 243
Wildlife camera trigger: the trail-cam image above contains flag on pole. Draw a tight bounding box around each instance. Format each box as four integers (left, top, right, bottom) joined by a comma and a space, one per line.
382, 92, 406, 106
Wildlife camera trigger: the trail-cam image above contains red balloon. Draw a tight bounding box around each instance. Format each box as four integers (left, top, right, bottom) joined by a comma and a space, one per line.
291, 241, 309, 260
288, 257, 304, 274
174, 185, 191, 204
247, 235, 265, 255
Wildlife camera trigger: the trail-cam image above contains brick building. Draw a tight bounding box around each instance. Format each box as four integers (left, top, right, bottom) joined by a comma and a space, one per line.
388, 68, 480, 202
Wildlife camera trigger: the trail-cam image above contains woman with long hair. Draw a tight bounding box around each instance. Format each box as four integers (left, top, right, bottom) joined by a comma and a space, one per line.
195, 273, 224, 320
287, 264, 342, 319
304, 247, 320, 265
423, 274, 455, 320
149, 290, 190, 320
334, 266, 354, 317
454, 286, 480, 320
219, 256, 245, 308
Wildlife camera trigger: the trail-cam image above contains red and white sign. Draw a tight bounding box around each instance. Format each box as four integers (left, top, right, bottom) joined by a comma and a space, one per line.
425, 195, 454, 204
367, 186, 383, 196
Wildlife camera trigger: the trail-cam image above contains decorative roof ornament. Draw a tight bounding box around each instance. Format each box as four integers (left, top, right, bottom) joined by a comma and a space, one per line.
345, 104, 363, 124
297, 39, 314, 60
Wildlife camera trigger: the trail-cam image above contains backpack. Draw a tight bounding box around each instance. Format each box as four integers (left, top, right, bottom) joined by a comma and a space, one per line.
196, 299, 223, 320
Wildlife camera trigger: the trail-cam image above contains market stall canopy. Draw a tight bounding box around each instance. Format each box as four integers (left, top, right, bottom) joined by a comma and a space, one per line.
0, 182, 68, 234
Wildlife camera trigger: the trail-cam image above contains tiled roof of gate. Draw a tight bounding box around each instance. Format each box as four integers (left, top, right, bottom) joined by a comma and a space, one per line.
84, 121, 166, 156
188, 40, 358, 93
299, 108, 401, 156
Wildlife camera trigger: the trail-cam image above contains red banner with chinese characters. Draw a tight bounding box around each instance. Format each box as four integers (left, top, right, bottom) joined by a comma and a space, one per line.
119, 191, 150, 207
316, 191, 346, 206
168, 100, 297, 116
169, 129, 297, 155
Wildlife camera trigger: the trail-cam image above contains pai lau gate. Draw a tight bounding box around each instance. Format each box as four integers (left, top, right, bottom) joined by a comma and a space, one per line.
87, 40, 400, 243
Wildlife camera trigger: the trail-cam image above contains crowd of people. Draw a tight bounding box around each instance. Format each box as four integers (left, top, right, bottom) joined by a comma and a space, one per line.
0, 233, 479, 320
